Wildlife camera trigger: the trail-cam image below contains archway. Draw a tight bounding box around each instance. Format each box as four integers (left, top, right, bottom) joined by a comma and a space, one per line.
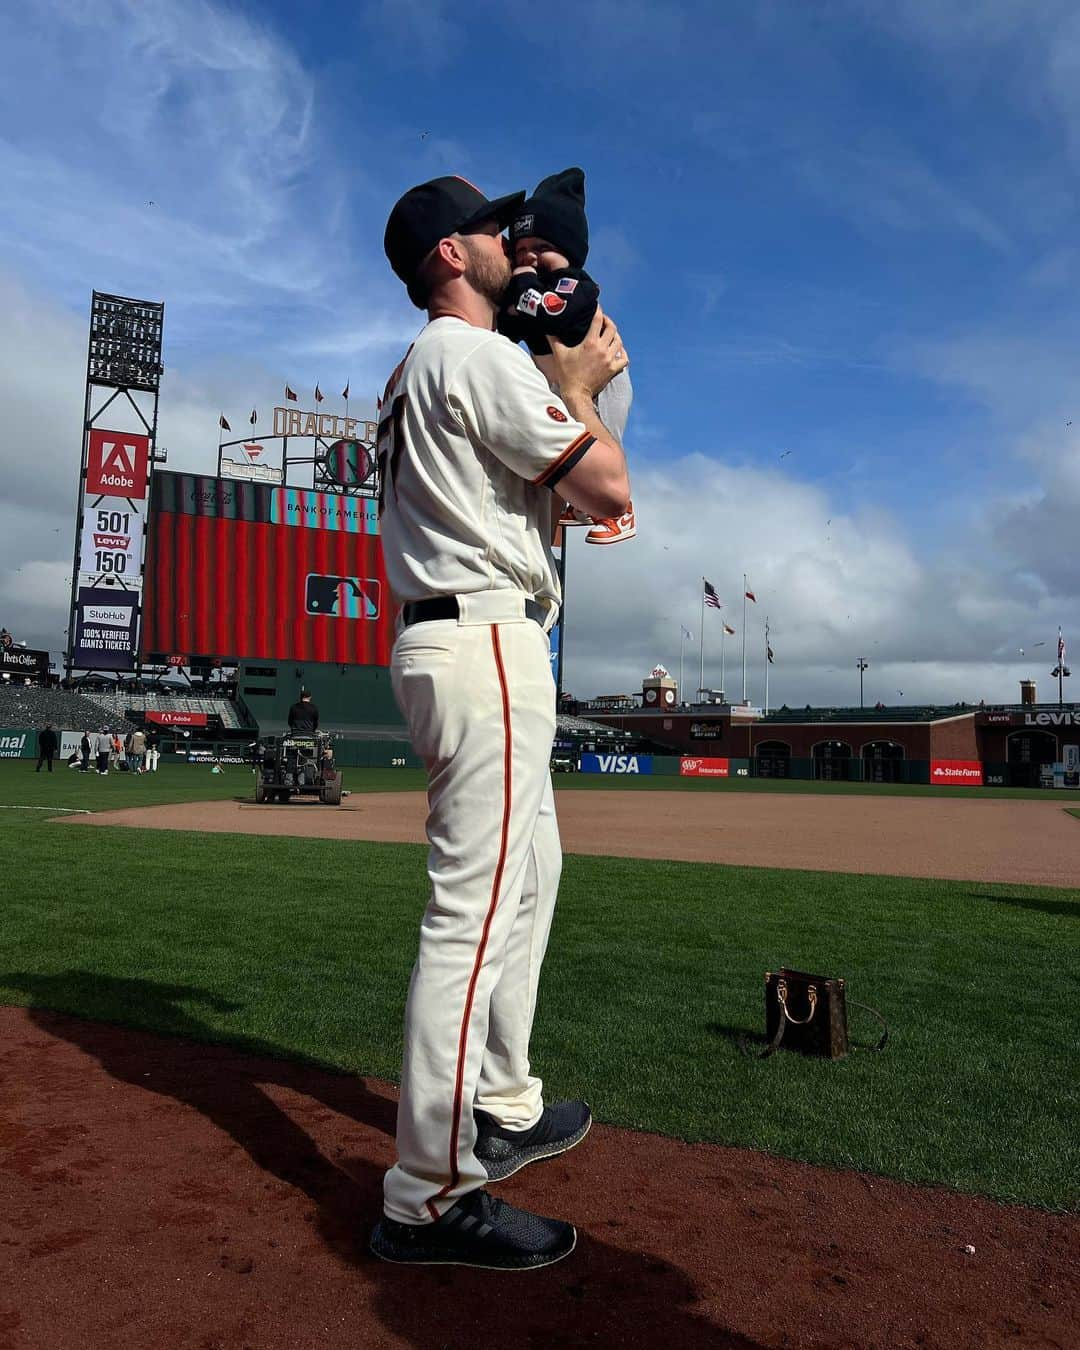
862, 739, 905, 784
812, 739, 853, 782
1006, 729, 1057, 788
755, 739, 791, 779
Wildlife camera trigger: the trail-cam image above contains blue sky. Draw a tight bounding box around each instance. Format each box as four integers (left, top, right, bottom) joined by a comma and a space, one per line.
1, 0, 1078, 705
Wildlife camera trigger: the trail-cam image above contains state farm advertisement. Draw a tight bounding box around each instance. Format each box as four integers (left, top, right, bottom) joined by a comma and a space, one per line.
145, 710, 208, 727
680, 757, 730, 777
86, 429, 150, 499
79, 498, 144, 580
930, 759, 984, 786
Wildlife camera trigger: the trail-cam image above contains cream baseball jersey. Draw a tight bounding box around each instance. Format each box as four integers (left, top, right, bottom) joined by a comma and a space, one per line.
376, 317, 595, 607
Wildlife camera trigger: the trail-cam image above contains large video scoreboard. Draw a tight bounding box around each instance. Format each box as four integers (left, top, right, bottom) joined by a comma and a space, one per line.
140, 472, 393, 666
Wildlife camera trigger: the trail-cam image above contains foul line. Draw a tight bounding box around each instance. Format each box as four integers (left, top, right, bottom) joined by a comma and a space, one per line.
0, 805, 93, 815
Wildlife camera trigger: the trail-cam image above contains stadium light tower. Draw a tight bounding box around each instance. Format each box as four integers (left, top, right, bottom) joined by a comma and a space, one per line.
857, 657, 869, 708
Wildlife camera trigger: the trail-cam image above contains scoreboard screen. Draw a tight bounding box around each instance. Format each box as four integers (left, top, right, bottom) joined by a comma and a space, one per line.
141, 472, 394, 666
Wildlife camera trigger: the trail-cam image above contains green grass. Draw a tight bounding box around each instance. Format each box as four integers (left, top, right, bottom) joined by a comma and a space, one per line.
1, 798, 1077, 1211
0, 760, 425, 812
1067, 808, 1080, 822
6, 759, 1079, 810
552, 772, 1080, 800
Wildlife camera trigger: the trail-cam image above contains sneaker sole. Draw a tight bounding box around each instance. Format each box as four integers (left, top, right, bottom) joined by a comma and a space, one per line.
369, 1225, 576, 1270
585, 529, 636, 545
481, 1114, 592, 1182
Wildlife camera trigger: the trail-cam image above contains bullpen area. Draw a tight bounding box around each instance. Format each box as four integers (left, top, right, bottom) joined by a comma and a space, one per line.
1, 761, 1078, 1349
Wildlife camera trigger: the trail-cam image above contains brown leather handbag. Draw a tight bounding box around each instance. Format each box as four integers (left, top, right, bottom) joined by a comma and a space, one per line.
762, 968, 888, 1059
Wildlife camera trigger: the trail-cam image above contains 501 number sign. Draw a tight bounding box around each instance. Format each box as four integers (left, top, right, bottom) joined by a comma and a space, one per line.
79, 497, 144, 582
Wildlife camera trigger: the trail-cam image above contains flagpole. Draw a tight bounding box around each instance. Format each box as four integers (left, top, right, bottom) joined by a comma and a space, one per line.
679, 628, 685, 703
699, 581, 705, 701
741, 573, 748, 704
720, 621, 726, 701
764, 616, 770, 716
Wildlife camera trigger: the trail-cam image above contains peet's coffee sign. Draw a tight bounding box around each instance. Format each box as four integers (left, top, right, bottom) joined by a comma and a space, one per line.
0, 647, 49, 679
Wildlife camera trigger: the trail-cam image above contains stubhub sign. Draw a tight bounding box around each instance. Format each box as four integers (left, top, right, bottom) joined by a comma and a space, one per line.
578, 752, 653, 775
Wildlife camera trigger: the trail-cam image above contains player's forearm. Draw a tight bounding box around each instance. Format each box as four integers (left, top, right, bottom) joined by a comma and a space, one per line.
558, 385, 630, 518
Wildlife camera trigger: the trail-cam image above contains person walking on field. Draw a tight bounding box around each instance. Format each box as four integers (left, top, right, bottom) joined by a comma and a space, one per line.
94, 730, 112, 775
36, 724, 58, 773
370, 175, 630, 1271
145, 727, 160, 772
127, 728, 147, 774
79, 730, 92, 773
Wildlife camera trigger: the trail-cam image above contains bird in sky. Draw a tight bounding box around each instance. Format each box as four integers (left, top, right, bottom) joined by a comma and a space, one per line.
779, 449, 792, 459
419, 132, 430, 140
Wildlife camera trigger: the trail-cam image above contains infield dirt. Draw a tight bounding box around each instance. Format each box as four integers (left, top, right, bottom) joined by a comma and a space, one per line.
58, 789, 1080, 886
2, 1005, 1077, 1350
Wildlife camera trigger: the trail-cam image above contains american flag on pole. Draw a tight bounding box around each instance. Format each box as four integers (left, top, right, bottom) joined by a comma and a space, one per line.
315, 384, 324, 403
703, 579, 722, 609
285, 385, 297, 402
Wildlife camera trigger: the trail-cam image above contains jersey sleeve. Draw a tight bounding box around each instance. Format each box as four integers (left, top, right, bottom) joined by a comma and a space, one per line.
447, 337, 597, 490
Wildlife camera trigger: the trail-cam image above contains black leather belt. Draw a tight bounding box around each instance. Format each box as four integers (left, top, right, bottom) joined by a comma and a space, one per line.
401, 597, 547, 627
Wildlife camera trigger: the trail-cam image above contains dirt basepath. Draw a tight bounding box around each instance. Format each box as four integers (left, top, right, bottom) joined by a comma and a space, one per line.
1, 1006, 1076, 1350
58, 790, 1080, 886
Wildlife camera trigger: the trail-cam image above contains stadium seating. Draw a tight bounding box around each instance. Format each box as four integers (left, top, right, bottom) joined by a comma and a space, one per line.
78, 689, 248, 730
0, 685, 136, 733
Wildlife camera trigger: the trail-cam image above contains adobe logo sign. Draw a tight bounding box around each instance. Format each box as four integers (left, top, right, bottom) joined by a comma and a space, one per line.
87, 429, 150, 499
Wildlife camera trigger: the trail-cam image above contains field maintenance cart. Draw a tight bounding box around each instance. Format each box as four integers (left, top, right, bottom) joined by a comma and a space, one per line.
254, 732, 343, 805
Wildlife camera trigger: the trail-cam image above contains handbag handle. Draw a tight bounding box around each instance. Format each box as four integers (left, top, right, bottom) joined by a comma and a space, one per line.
777, 978, 817, 1025
759, 978, 817, 1057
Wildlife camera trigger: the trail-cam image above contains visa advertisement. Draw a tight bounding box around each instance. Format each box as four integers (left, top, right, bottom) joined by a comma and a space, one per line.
578, 752, 654, 775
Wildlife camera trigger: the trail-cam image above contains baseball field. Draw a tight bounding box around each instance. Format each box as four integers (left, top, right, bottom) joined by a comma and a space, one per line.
2, 760, 1078, 1349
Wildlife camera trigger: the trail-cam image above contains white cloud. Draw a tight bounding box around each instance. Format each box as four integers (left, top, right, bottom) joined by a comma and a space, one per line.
557, 444, 1076, 707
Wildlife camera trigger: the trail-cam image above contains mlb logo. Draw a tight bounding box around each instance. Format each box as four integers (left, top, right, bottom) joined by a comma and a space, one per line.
555, 277, 579, 295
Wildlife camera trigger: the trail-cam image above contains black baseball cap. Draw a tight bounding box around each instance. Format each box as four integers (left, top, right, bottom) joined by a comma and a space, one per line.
384, 176, 525, 305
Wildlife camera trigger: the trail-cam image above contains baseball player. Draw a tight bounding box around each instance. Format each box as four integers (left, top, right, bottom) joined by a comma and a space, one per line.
498, 167, 635, 547
371, 175, 630, 1270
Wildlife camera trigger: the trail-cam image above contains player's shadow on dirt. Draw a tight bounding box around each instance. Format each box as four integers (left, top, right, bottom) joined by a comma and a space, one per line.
5, 971, 765, 1349
972, 891, 1080, 920
2, 970, 396, 1247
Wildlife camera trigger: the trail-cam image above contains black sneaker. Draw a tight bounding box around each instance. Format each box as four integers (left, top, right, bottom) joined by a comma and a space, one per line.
369, 1189, 576, 1270
473, 1100, 592, 1182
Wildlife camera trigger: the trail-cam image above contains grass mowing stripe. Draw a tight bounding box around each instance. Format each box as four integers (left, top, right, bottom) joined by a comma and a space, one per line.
1, 811, 1077, 1211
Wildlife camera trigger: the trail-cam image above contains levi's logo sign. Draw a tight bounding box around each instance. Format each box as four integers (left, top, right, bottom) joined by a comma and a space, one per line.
93, 533, 130, 550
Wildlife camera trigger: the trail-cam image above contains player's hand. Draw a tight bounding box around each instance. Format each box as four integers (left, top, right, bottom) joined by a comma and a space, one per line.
547, 307, 629, 399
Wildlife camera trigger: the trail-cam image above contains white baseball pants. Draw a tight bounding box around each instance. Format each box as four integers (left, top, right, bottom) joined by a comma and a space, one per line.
384, 594, 562, 1225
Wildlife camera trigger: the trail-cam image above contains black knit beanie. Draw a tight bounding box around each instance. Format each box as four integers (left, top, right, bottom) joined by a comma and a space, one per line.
510, 167, 589, 268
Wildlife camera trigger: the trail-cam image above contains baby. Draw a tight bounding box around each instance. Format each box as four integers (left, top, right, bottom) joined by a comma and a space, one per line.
497, 167, 635, 545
